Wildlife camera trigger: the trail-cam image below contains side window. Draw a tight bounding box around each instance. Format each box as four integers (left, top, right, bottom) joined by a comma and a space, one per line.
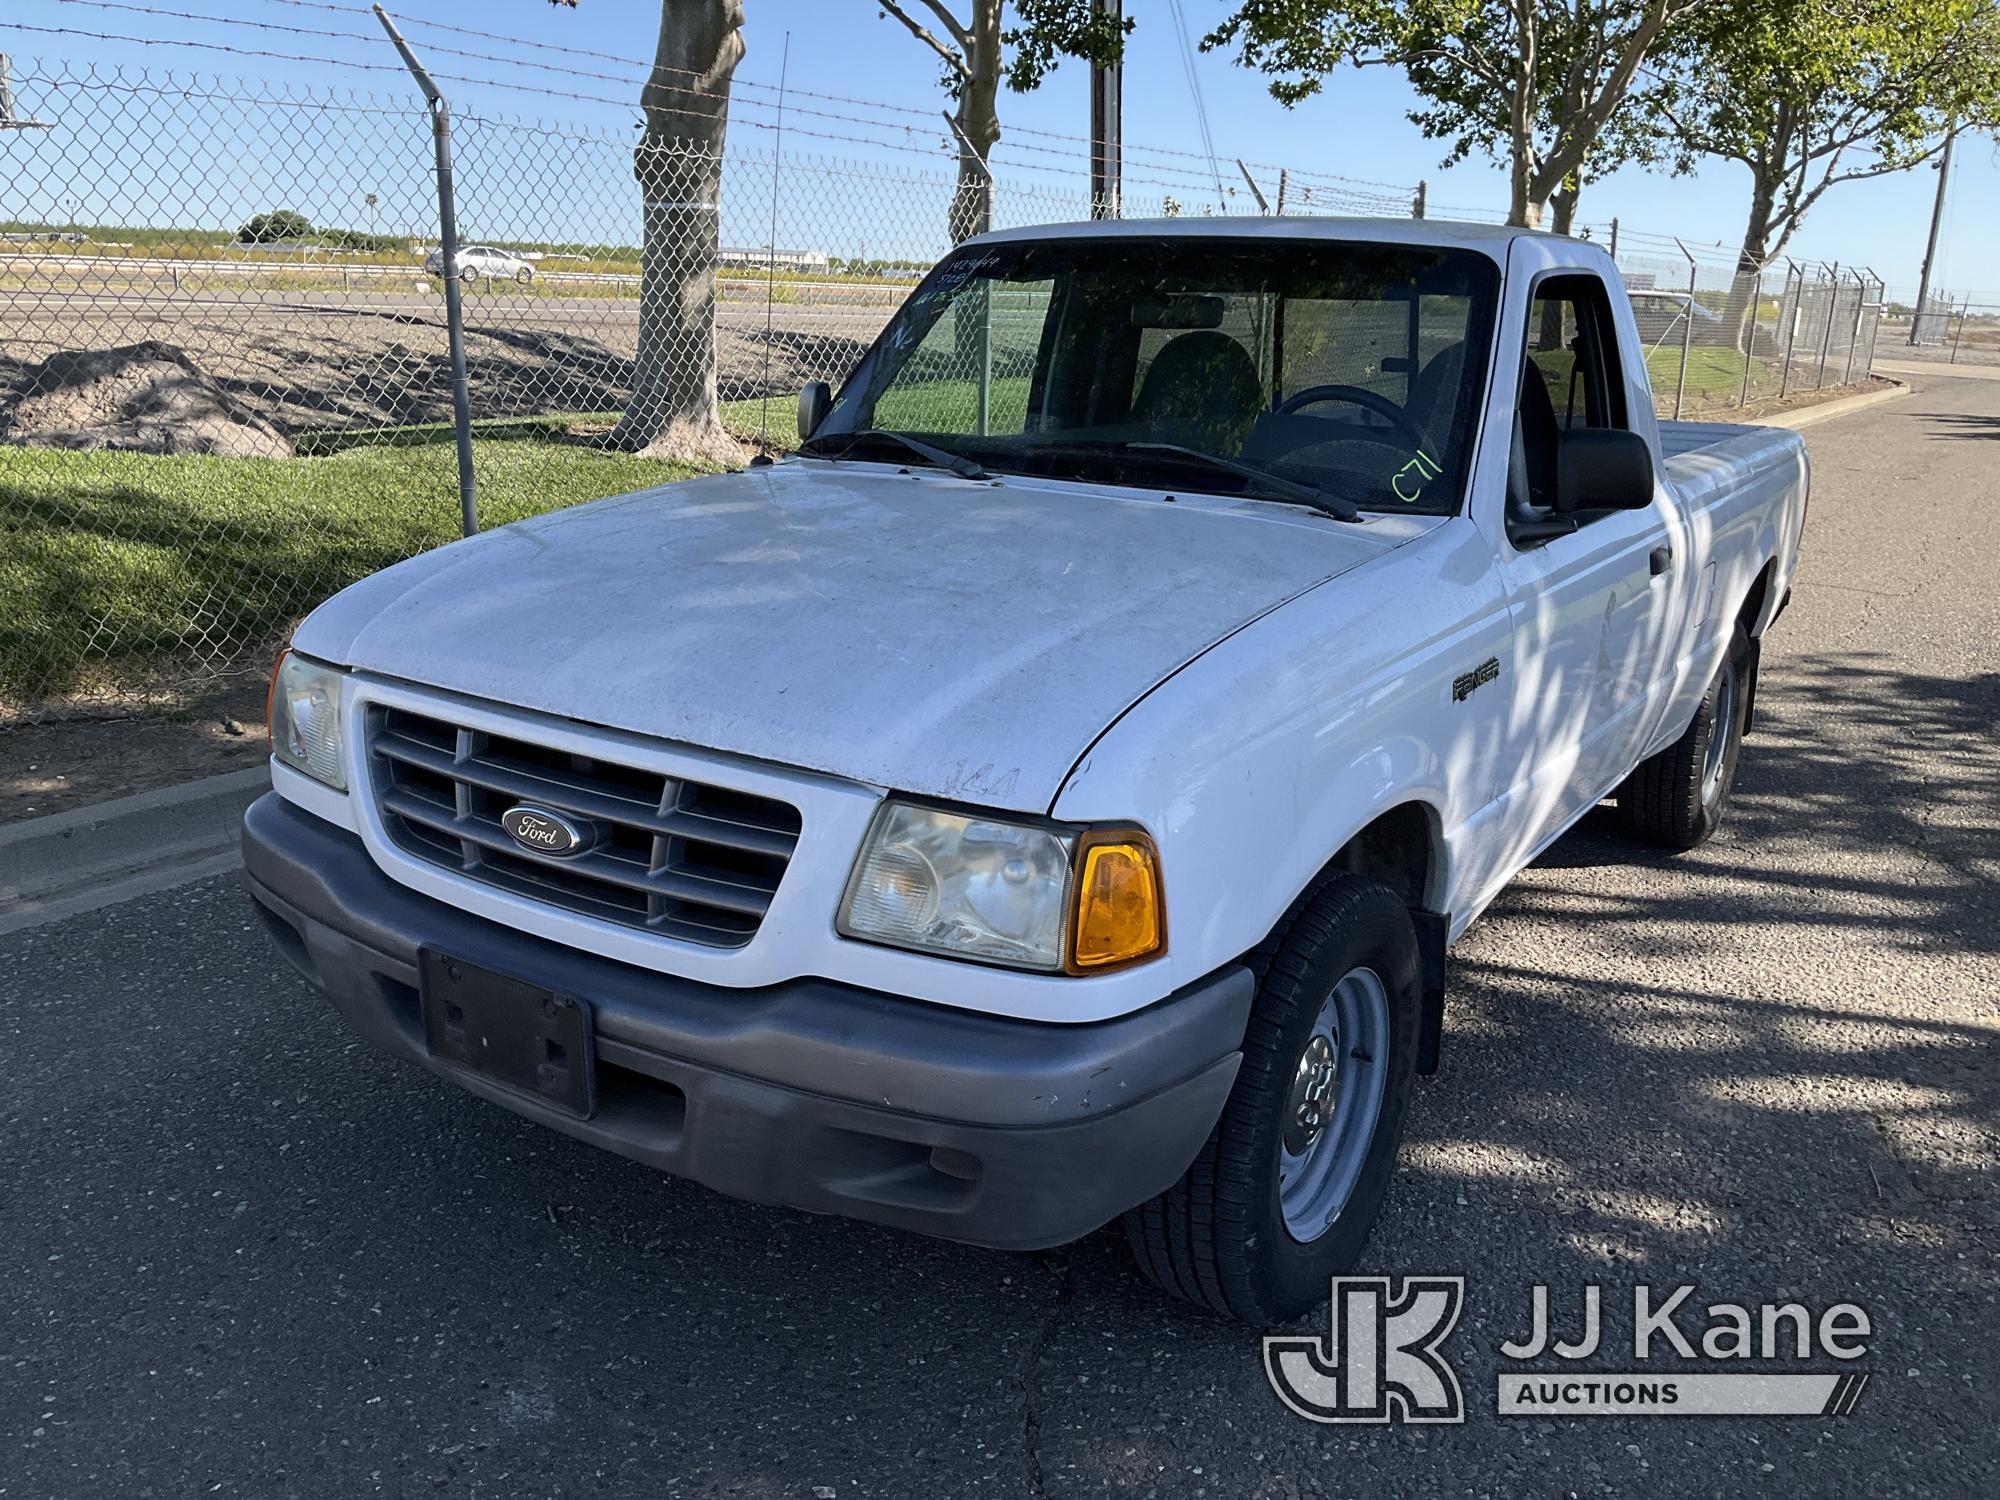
1508, 275, 1629, 542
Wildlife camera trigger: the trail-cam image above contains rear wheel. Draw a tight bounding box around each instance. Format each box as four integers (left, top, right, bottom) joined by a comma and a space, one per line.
1617, 622, 1752, 849
1125, 874, 1421, 1324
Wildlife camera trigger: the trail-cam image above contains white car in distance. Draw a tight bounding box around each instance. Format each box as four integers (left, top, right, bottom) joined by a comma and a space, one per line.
423, 243, 535, 285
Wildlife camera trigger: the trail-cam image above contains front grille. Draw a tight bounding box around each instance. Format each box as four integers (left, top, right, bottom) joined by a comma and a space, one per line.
368, 706, 801, 949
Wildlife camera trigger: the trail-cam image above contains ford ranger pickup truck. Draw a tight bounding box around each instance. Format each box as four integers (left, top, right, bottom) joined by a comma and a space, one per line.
243, 218, 1806, 1323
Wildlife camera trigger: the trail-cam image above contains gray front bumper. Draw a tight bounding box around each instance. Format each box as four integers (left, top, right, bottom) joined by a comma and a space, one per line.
241, 793, 1252, 1250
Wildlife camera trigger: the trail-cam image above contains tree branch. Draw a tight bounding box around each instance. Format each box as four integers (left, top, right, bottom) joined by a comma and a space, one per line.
878, 0, 970, 79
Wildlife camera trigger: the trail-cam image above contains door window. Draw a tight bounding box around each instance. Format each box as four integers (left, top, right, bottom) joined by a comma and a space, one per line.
1508, 275, 1630, 543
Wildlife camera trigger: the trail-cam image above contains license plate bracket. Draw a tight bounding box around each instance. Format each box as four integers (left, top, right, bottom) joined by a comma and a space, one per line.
420, 951, 595, 1118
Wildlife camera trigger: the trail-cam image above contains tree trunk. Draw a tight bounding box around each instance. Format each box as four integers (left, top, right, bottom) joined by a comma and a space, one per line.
1506, 130, 1542, 228
1504, 15, 1540, 229
611, 0, 746, 460
1724, 166, 1780, 356
1549, 186, 1578, 236
1535, 186, 1580, 349
949, 1, 1002, 245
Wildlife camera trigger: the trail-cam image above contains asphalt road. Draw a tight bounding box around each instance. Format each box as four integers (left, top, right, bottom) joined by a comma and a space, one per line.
3, 374, 1995, 1498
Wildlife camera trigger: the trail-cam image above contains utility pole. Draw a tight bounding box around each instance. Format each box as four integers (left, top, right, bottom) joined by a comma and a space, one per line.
1911, 127, 1955, 344
1088, 0, 1121, 219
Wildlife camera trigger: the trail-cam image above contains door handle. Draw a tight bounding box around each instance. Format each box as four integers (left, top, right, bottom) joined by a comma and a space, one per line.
1650, 544, 1674, 576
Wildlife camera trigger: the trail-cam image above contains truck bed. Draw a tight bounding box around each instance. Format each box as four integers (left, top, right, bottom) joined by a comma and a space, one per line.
1658, 419, 1805, 514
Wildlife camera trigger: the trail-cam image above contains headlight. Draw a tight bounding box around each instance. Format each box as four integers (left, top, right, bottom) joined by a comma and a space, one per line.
268, 651, 347, 790
837, 802, 1163, 973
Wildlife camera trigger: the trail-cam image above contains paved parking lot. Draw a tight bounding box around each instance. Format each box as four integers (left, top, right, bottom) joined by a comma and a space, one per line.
2, 373, 1994, 1498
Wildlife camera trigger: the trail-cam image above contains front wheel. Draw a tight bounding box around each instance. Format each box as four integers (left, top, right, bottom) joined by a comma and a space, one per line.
1617, 622, 1753, 849
1125, 874, 1421, 1324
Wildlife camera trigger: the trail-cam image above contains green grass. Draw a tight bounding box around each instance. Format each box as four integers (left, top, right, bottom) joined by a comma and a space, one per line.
0, 436, 705, 705
1646, 346, 1774, 402
873, 376, 1035, 433
1530, 346, 1778, 414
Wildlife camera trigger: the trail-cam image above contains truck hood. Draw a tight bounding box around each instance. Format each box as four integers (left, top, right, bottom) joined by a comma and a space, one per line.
294, 461, 1422, 813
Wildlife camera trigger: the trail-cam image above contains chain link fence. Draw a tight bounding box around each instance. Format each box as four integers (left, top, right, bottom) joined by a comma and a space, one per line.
0, 58, 1891, 724
1883, 293, 2000, 367
1607, 232, 1887, 420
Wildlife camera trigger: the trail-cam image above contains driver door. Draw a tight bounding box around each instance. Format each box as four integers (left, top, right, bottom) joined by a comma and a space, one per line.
1481, 253, 1688, 887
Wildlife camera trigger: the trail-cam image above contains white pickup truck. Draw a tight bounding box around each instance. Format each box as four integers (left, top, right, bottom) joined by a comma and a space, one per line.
244, 218, 1806, 1323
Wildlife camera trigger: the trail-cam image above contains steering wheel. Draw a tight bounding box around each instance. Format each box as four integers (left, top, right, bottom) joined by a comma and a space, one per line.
1275, 383, 1436, 455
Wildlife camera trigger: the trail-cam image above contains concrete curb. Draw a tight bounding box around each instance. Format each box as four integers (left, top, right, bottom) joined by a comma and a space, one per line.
1759, 379, 1911, 431
0, 766, 266, 936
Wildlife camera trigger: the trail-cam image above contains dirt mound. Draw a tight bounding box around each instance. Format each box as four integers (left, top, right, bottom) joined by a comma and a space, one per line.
2, 341, 293, 458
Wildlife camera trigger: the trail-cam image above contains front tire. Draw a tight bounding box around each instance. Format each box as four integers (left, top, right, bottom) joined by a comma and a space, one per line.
1617, 622, 1753, 849
1125, 874, 1421, 1324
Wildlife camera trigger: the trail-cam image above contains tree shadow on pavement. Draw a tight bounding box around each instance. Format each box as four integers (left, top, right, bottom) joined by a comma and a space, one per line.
1922, 411, 2000, 441
1532, 650, 2000, 956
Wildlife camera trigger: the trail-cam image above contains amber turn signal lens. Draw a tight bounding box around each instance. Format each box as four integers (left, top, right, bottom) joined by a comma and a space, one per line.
265, 648, 290, 743
1068, 832, 1164, 972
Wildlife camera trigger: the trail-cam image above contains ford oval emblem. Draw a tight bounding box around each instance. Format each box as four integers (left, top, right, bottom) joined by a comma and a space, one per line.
500, 804, 591, 857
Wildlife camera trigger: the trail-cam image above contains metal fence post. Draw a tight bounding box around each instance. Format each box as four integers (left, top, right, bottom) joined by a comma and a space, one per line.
1951, 296, 1970, 363
1814, 263, 1839, 389
1842, 268, 1866, 384
1673, 239, 1697, 419
1737, 263, 1759, 409
943, 110, 995, 431
1778, 261, 1801, 398
1859, 272, 1884, 378
377, 4, 477, 539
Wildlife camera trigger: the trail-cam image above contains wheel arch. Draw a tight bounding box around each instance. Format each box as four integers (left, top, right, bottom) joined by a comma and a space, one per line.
1737, 555, 1780, 638
1251, 797, 1452, 1076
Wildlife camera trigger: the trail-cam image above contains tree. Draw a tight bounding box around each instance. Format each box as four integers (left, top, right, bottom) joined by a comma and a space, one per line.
1209, 0, 1714, 228
874, 2, 1132, 243
1401, 7, 1674, 233
610, 0, 748, 459
1650, 0, 2000, 342
238, 209, 313, 243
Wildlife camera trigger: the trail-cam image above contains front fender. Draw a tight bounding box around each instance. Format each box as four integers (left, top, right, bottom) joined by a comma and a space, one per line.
1052, 521, 1512, 987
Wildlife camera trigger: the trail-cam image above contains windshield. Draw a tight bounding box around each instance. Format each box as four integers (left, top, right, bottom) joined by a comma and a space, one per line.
815, 235, 1499, 515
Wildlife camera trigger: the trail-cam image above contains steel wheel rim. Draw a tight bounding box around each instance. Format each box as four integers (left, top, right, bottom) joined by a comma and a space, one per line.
1277, 965, 1390, 1242
1702, 658, 1737, 804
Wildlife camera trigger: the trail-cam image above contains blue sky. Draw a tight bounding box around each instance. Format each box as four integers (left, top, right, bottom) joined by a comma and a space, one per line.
5, 0, 1995, 297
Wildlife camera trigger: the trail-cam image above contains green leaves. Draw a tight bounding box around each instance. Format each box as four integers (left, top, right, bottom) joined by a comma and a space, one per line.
1004, 0, 1134, 93
1649, 0, 2000, 261
1210, 1, 1702, 222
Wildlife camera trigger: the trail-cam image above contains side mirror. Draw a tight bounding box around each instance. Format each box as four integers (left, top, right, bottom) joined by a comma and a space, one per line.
1556, 428, 1654, 513
797, 381, 832, 443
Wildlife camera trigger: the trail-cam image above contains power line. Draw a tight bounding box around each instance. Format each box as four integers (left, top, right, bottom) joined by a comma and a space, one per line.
1165, 0, 1224, 208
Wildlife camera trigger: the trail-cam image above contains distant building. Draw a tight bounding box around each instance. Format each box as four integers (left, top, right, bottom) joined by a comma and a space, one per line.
718, 245, 831, 272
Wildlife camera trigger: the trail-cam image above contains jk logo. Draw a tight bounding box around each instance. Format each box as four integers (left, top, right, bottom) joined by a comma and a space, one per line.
1264, 1277, 1467, 1424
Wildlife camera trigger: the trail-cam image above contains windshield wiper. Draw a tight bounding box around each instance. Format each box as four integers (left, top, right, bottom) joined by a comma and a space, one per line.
798, 428, 988, 481
1120, 442, 1361, 523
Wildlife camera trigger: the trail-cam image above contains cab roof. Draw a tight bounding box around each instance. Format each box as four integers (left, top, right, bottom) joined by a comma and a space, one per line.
966, 215, 1582, 263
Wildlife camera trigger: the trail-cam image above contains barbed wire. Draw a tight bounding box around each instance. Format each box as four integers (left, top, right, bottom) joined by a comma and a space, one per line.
9, 22, 1406, 208
48, 0, 1417, 196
